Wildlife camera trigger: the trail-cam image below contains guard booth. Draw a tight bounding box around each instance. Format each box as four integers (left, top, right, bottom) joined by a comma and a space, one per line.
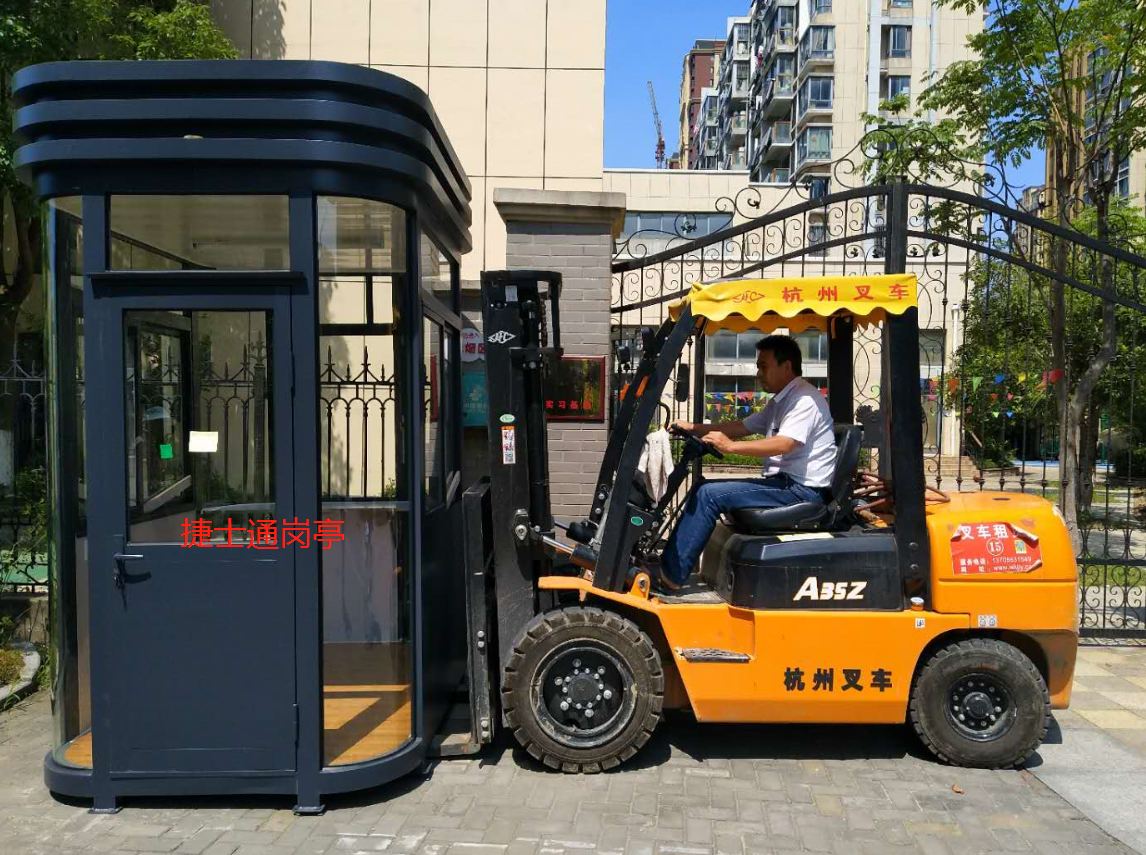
14, 61, 472, 812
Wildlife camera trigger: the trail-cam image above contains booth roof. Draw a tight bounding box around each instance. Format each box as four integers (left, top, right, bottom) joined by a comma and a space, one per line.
668, 273, 918, 333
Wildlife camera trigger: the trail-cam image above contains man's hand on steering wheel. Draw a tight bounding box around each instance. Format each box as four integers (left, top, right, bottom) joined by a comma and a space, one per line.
701, 432, 736, 455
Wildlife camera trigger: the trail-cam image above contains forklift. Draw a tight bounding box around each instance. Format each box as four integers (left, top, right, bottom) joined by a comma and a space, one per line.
461, 269, 1077, 773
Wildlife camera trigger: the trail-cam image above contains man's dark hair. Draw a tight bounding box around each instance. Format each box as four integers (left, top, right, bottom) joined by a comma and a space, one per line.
756, 334, 802, 375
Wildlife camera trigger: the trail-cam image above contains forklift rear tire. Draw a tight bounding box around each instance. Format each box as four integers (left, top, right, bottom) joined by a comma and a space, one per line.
909, 638, 1050, 769
502, 607, 664, 773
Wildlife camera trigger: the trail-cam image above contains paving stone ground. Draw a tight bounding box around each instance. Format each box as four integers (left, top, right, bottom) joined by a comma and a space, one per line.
1, 645, 1142, 855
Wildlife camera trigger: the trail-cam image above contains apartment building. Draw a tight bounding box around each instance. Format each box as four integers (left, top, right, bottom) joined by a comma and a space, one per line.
1044, 46, 1146, 214
717, 17, 753, 171
680, 1, 982, 185
677, 39, 725, 170
696, 88, 723, 170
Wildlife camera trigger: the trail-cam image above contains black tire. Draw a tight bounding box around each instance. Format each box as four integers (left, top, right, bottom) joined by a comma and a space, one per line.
909, 638, 1049, 769
502, 607, 663, 773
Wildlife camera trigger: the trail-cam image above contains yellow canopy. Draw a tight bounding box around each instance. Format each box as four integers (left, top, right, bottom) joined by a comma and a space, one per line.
668, 273, 918, 333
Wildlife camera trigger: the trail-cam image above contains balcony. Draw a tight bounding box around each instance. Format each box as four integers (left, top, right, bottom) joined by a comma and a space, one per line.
764, 26, 797, 62
798, 27, 835, 77
703, 139, 718, 156
763, 74, 795, 117
796, 97, 833, 127
723, 150, 748, 170
762, 123, 793, 162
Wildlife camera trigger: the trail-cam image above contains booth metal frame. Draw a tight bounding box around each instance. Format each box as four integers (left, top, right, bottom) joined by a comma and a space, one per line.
15, 60, 472, 813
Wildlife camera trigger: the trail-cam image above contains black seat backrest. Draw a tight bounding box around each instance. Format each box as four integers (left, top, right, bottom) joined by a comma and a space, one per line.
828, 424, 862, 510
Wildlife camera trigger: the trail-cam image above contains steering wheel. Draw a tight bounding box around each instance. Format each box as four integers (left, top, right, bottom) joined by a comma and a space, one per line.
669, 425, 725, 460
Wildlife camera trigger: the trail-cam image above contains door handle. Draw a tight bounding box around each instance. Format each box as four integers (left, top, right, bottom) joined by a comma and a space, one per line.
113, 553, 144, 561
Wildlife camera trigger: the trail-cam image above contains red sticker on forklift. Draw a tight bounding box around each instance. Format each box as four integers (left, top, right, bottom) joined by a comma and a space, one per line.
950, 522, 1041, 574
501, 425, 516, 465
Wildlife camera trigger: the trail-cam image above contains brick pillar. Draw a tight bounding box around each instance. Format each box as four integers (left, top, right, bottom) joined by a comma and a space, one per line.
494, 189, 626, 521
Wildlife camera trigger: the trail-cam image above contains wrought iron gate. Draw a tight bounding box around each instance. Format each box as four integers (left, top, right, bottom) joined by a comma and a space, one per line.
612, 133, 1146, 637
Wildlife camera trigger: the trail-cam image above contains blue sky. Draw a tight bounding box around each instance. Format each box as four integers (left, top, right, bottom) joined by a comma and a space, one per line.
603, 1, 1045, 190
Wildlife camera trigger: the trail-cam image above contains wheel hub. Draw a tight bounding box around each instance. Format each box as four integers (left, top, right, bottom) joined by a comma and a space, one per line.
947, 674, 1013, 741
537, 646, 634, 748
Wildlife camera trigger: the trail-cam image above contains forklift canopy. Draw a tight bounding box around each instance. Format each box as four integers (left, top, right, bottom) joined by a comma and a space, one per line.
668, 273, 918, 333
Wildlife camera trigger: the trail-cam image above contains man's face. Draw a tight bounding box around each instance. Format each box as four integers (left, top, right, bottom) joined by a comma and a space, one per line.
756, 348, 792, 394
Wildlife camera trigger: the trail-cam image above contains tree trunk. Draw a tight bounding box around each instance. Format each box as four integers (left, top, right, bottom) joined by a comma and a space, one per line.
1063, 195, 1119, 555
1077, 399, 1102, 514
1050, 161, 1075, 549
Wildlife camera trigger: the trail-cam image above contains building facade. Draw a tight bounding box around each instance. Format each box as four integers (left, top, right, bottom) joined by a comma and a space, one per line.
676, 1, 983, 184
208, 0, 607, 286
718, 17, 753, 171
677, 39, 724, 170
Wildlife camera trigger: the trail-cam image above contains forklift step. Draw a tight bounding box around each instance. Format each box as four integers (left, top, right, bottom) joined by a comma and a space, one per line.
677, 648, 752, 663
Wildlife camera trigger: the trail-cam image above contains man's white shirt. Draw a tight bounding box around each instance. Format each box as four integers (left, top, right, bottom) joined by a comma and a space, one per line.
741, 377, 837, 489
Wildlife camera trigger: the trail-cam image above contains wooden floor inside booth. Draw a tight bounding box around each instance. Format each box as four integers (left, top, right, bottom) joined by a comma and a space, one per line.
61, 731, 93, 768
323, 641, 411, 766
55, 643, 412, 770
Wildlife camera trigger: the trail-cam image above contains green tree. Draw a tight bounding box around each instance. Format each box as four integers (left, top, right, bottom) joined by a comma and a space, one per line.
0, 1, 236, 379
865, 0, 1146, 547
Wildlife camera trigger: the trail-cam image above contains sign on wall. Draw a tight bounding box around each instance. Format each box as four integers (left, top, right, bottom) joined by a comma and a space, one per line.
544, 356, 606, 423
462, 371, 487, 427
461, 327, 485, 362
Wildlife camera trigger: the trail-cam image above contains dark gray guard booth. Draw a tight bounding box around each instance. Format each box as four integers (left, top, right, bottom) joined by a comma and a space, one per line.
14, 60, 471, 813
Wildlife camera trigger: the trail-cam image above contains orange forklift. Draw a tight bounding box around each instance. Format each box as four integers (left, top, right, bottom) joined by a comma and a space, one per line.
462, 269, 1077, 774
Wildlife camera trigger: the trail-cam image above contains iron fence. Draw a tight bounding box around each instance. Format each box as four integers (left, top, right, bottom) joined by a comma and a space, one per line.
612, 129, 1146, 636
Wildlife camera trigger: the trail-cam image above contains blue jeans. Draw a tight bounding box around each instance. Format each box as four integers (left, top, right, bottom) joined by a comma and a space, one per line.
660, 474, 825, 585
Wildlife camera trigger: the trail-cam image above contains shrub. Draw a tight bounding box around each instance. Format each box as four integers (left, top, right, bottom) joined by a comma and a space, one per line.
1112, 446, 1146, 479
0, 648, 23, 688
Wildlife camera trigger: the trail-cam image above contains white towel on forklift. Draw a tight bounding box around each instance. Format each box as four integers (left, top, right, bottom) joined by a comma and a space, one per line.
639, 428, 674, 501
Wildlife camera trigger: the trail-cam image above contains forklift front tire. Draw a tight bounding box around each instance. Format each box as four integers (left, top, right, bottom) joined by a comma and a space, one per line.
502, 607, 664, 773
909, 638, 1050, 769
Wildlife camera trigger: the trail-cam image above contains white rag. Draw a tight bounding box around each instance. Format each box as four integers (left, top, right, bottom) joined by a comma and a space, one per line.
638, 428, 674, 501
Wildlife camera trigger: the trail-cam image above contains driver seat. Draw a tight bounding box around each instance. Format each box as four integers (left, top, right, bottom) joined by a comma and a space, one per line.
726, 424, 862, 534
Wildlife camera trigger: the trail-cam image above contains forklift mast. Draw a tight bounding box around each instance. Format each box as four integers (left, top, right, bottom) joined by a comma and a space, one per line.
479, 270, 564, 668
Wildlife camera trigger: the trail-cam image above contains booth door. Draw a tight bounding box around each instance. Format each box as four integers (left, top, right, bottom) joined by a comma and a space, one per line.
87, 283, 297, 776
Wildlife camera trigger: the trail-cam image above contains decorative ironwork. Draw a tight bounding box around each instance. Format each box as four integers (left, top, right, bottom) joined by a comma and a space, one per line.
612, 129, 1146, 637
0, 340, 47, 594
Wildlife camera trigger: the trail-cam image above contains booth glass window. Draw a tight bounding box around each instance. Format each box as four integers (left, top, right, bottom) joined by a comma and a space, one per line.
109, 196, 289, 270
316, 196, 413, 766
43, 198, 92, 766
123, 310, 275, 544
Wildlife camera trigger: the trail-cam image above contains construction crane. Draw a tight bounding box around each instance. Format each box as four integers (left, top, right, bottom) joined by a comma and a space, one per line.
647, 80, 666, 169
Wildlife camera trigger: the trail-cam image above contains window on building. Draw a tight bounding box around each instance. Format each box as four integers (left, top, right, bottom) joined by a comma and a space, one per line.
777, 6, 797, 44
809, 223, 827, 257
796, 126, 833, 165
813, 0, 832, 13
884, 75, 911, 101
776, 55, 796, 94
620, 211, 734, 241
1117, 156, 1131, 197
891, 0, 913, 7
794, 331, 827, 364
706, 331, 764, 362
774, 121, 792, 143
801, 26, 835, 63
885, 26, 912, 59
798, 76, 834, 116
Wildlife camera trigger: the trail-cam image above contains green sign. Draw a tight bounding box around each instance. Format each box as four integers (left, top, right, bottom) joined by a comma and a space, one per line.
462, 372, 487, 428
159, 443, 174, 460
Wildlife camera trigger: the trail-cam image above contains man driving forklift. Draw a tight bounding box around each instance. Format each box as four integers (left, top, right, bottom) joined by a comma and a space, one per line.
657, 334, 837, 590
